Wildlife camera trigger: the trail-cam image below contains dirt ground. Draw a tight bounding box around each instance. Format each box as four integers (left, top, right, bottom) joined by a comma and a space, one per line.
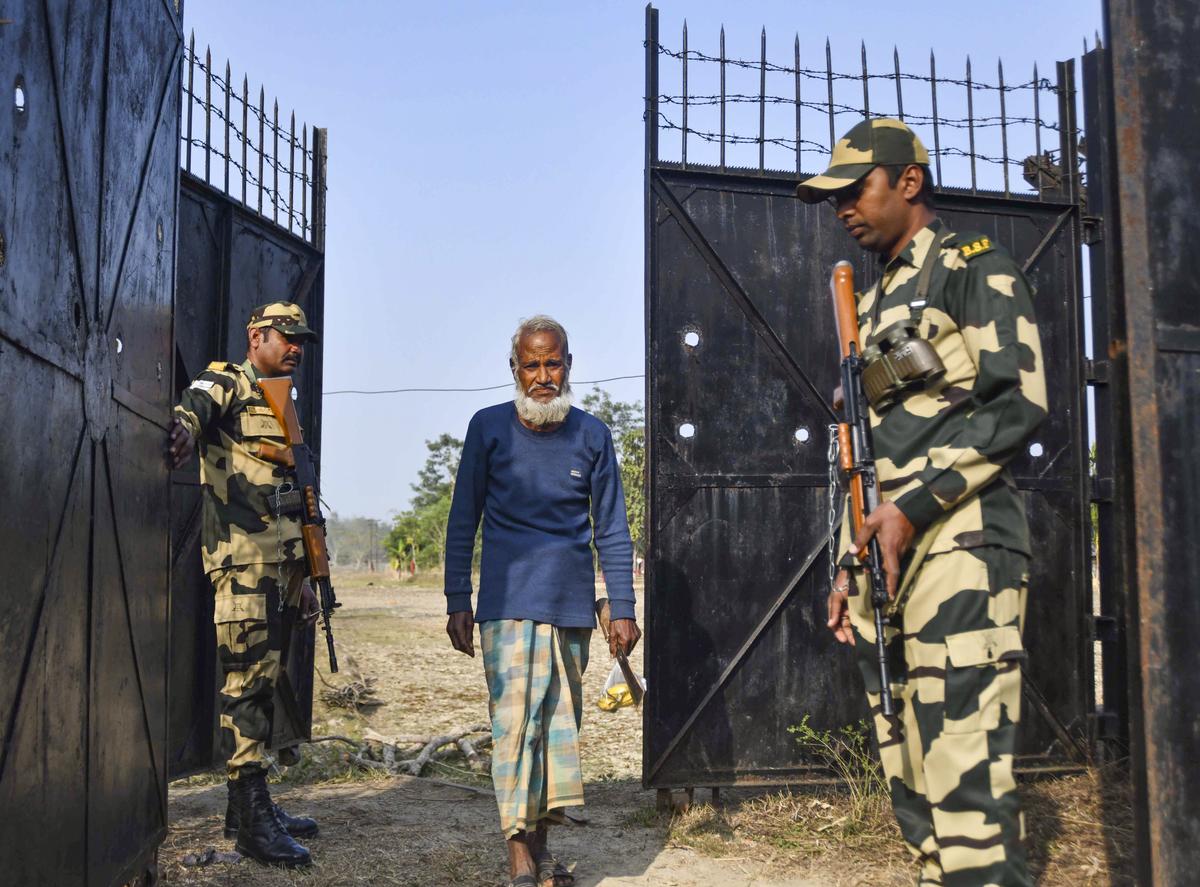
162, 575, 1133, 886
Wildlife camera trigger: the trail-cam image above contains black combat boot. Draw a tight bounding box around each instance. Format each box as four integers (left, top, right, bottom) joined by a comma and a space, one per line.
225, 779, 319, 839
230, 769, 312, 867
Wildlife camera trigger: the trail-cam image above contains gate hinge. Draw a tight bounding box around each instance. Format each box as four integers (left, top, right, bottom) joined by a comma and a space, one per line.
1090, 475, 1114, 502
1090, 614, 1119, 643
1084, 358, 1109, 384
1081, 214, 1103, 246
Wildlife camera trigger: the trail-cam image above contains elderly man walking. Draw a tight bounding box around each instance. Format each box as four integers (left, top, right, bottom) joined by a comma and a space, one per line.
444, 315, 640, 887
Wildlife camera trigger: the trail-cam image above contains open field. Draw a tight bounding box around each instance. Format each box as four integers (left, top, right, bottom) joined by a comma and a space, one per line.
162, 574, 1133, 886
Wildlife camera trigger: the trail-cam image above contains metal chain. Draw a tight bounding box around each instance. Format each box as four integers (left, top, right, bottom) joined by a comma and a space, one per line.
826, 423, 841, 592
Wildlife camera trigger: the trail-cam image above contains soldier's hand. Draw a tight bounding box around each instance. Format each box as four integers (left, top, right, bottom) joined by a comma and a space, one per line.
166, 417, 195, 469
447, 611, 475, 658
826, 569, 855, 645
610, 618, 641, 657
297, 580, 320, 628
848, 500, 916, 600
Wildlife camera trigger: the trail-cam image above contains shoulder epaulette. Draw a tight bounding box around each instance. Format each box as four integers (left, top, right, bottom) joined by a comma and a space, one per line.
204, 360, 240, 374
948, 232, 995, 261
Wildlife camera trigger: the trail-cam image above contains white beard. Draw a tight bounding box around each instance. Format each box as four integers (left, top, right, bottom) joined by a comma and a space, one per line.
514, 379, 572, 426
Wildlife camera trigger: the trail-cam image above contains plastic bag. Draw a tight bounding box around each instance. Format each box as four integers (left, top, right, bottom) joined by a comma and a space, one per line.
596, 661, 646, 712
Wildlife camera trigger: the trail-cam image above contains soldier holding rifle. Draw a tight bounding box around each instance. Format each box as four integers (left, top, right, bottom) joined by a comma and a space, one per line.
796, 119, 1047, 887
166, 302, 322, 868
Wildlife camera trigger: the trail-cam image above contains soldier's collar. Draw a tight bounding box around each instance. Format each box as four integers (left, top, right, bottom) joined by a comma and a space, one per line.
240, 359, 259, 382
882, 219, 944, 272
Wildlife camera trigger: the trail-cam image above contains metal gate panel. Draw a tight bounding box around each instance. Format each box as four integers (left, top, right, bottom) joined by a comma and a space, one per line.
1, 1, 181, 883
645, 165, 1091, 786
168, 171, 324, 778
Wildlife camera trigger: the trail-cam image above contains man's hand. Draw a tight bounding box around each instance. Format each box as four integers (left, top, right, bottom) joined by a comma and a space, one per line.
296, 580, 320, 629
826, 569, 855, 645
849, 500, 916, 600
166, 417, 195, 469
447, 611, 475, 658
609, 618, 641, 657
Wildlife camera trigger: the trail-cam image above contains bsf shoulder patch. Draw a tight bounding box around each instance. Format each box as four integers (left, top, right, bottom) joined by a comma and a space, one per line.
189, 379, 216, 391
959, 236, 994, 260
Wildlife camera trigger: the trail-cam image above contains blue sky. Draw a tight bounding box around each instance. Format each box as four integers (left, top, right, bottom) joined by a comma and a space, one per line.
182, 0, 1102, 520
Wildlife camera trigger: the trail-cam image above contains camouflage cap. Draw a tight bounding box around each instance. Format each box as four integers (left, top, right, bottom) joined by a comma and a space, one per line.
795, 118, 930, 203
246, 301, 318, 342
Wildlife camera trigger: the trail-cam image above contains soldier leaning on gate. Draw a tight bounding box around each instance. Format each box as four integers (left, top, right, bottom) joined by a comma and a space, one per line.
797, 119, 1047, 887
166, 302, 323, 869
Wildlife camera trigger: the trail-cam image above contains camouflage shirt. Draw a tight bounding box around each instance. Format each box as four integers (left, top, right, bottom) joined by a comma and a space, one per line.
841, 220, 1048, 558
174, 360, 304, 574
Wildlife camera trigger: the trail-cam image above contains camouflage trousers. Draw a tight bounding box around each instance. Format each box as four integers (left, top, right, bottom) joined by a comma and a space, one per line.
211, 561, 305, 780
849, 546, 1031, 887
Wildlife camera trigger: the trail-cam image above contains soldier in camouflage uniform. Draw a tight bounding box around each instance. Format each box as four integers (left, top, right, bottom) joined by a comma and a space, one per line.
167, 301, 322, 868
796, 119, 1047, 887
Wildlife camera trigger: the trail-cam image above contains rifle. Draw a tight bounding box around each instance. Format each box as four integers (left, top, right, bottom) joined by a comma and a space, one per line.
830, 260, 895, 718
258, 377, 340, 673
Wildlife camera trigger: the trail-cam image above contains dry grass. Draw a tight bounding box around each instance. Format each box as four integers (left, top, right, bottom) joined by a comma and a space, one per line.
655, 766, 1135, 887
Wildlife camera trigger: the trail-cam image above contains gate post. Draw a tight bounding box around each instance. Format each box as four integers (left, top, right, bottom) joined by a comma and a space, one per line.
1105, 0, 1200, 881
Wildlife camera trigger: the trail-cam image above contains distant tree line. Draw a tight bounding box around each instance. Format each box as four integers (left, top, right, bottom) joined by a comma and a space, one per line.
325, 513, 390, 571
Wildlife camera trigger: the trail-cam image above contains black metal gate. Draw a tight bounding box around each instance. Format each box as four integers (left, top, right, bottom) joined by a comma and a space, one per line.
643, 7, 1092, 788
0, 2, 182, 883
168, 42, 328, 778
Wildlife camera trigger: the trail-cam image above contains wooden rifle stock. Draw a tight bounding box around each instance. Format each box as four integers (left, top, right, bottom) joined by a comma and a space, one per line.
258, 375, 341, 673
829, 260, 895, 718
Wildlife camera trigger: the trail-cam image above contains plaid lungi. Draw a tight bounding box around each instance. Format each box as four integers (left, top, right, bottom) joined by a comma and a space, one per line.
480, 619, 591, 838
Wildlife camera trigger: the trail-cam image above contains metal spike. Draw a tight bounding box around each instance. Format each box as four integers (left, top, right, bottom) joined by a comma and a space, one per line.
759, 27, 767, 171
826, 38, 835, 150
861, 40, 870, 119
930, 49, 942, 186
204, 46, 212, 183
719, 26, 726, 169
241, 75, 249, 204
795, 34, 802, 174
998, 58, 1009, 196
301, 123, 308, 237
223, 60, 231, 194
965, 56, 976, 193
893, 46, 903, 120
1033, 62, 1043, 199
273, 99, 279, 225
681, 21, 688, 169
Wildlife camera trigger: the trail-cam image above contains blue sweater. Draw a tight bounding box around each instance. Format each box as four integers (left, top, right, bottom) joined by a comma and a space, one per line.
443, 402, 636, 628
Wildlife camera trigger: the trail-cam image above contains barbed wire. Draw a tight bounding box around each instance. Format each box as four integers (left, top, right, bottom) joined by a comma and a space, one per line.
185, 48, 311, 159
657, 93, 1061, 133
652, 43, 1060, 95
182, 137, 313, 233
654, 113, 1055, 170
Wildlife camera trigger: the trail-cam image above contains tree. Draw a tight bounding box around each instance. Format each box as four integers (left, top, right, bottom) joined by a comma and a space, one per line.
410, 433, 463, 509
580, 389, 642, 444
581, 389, 646, 559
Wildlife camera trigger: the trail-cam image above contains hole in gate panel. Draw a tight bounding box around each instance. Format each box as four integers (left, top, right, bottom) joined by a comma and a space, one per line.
14, 76, 26, 114
683, 330, 700, 348
114, 336, 124, 355
678, 422, 695, 439
794, 426, 810, 444
290, 387, 298, 401
1028, 441, 1044, 458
